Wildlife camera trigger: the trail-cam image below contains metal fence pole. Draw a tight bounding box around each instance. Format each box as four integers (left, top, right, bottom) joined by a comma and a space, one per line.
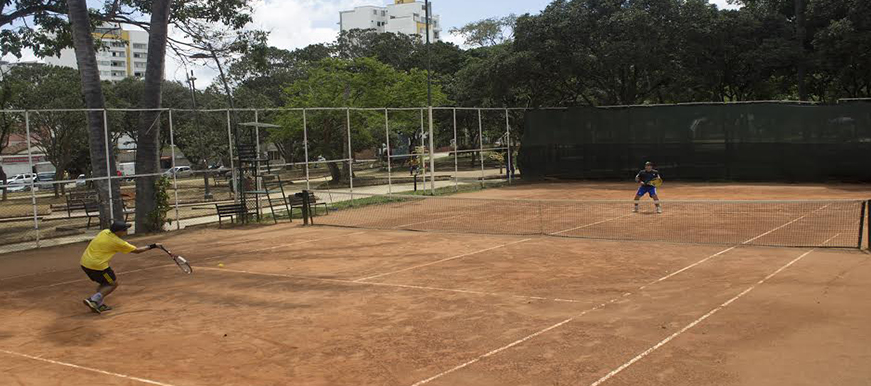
505, 108, 512, 184
346, 108, 353, 199
103, 109, 114, 221
478, 108, 484, 187
226, 110, 236, 202
24, 111, 39, 247
303, 109, 310, 190
385, 108, 392, 194
255, 110, 262, 190
420, 108, 427, 191
453, 108, 458, 192
428, 105, 435, 195
168, 110, 181, 230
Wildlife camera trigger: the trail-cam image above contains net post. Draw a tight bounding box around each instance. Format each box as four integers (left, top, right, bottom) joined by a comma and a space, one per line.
300, 190, 311, 225
862, 200, 869, 250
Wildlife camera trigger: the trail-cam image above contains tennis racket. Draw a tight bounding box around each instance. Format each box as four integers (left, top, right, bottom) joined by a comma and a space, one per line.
159, 246, 192, 274
649, 178, 663, 187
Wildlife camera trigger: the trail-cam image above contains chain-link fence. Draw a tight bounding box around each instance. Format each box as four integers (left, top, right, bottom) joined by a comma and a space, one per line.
0, 107, 519, 254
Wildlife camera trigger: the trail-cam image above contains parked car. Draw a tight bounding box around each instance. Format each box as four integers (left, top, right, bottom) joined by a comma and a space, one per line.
163, 166, 192, 178
36, 172, 56, 188
9, 173, 36, 185
75, 174, 88, 187
208, 164, 231, 177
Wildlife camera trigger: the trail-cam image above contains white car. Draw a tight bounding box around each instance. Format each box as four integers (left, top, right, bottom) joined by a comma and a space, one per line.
9, 173, 36, 185
164, 166, 192, 177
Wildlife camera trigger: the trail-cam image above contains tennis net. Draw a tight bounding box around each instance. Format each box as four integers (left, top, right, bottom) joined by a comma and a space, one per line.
306, 190, 869, 249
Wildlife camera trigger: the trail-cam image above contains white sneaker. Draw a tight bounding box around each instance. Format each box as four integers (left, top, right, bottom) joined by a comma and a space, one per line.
633, 207, 639, 213
656, 207, 662, 214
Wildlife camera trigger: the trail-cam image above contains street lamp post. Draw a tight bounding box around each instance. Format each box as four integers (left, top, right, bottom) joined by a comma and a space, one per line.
186, 70, 212, 200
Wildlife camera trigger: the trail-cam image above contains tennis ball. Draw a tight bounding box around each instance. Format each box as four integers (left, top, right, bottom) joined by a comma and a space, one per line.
218, 263, 225, 268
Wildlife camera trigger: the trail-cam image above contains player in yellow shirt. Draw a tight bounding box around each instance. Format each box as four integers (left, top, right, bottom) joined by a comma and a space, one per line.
81, 221, 163, 314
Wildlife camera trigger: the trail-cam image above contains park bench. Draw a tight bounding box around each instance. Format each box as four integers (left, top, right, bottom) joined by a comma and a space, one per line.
288, 191, 328, 219
215, 202, 251, 227
83, 198, 135, 229
66, 190, 97, 217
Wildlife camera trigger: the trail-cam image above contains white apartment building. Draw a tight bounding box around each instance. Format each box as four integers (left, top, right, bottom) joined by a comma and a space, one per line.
340, 0, 441, 42
45, 24, 150, 81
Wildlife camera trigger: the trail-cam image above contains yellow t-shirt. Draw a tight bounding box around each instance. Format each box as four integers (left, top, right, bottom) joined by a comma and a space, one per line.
80, 230, 137, 270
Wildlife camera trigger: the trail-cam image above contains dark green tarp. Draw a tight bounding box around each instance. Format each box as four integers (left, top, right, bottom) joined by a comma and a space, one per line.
520, 101, 871, 182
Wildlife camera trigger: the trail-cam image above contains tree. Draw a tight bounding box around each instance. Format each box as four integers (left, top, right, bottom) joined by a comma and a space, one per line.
278, 57, 447, 183
0, 66, 18, 201
8, 65, 89, 197
449, 14, 517, 48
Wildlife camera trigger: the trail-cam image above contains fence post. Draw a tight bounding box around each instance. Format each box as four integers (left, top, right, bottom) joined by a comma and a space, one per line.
419, 108, 427, 191
226, 109, 236, 202
505, 108, 512, 184
453, 108, 458, 192
103, 109, 114, 223
303, 109, 310, 191
478, 108, 484, 187
346, 108, 353, 200
255, 110, 262, 190
385, 108, 392, 194
169, 110, 181, 230
428, 105, 435, 195
24, 111, 39, 248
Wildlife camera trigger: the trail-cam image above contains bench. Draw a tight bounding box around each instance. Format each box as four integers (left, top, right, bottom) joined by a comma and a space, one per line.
66, 190, 97, 217
215, 203, 250, 227
288, 192, 328, 219
83, 199, 135, 228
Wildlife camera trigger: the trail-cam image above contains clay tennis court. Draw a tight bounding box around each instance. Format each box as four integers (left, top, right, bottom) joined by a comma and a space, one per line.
1, 182, 869, 386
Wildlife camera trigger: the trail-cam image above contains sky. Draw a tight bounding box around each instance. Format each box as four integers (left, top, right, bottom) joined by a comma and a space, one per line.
3, 0, 740, 87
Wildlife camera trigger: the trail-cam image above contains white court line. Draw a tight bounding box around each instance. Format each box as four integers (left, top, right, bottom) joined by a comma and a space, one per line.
9, 231, 366, 294
548, 214, 633, 236
588, 234, 840, 386
354, 238, 532, 282
199, 266, 581, 303
0, 349, 177, 386
407, 209, 829, 386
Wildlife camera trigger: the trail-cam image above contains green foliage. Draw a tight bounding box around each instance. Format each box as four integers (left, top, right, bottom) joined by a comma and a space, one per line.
449, 14, 517, 47
145, 176, 174, 232
276, 57, 448, 182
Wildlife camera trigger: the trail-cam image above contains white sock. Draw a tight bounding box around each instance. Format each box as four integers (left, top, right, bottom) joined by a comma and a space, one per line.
90, 293, 103, 304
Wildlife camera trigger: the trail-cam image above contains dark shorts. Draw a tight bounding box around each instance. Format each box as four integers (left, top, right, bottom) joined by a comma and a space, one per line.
81, 266, 117, 286
636, 185, 658, 197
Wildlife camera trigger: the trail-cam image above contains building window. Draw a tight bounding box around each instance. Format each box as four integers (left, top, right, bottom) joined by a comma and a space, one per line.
112, 72, 124, 77
99, 60, 111, 66
134, 72, 143, 77
134, 62, 146, 68
381, 11, 386, 16
373, 10, 377, 15
110, 41, 126, 48
111, 61, 125, 67
133, 53, 144, 58
434, 31, 440, 39
132, 43, 147, 49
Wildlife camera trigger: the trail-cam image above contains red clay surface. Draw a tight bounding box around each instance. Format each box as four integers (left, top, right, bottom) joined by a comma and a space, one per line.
0, 181, 869, 386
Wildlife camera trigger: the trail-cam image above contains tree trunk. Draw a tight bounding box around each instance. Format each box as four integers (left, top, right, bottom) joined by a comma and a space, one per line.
795, 0, 807, 101
134, 0, 172, 233
327, 162, 342, 183
66, 0, 123, 226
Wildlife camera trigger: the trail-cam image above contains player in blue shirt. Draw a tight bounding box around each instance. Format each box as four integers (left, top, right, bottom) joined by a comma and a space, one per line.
634, 161, 662, 214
